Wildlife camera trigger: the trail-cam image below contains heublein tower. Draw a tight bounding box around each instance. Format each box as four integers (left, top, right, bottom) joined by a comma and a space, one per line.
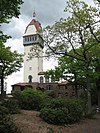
23, 13, 44, 82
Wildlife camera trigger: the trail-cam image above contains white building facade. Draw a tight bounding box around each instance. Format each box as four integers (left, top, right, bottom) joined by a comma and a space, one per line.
23, 18, 44, 82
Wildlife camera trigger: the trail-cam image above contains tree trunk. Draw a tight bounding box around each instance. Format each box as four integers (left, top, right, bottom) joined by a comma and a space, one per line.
1, 75, 4, 97
96, 78, 100, 108
74, 73, 78, 98
98, 89, 100, 109
85, 64, 92, 112
95, 62, 100, 108
87, 82, 92, 111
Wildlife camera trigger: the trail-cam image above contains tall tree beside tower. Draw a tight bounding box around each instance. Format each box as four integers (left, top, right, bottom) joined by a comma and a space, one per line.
0, 0, 23, 96
44, 0, 100, 111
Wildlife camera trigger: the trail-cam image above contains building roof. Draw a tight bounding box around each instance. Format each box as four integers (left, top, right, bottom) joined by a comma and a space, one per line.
24, 19, 42, 35
28, 19, 41, 30
12, 82, 33, 87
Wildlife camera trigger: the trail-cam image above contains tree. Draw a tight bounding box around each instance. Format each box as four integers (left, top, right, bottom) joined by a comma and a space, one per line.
0, 42, 23, 96
45, 67, 63, 83
57, 56, 85, 98
90, 42, 100, 107
0, 0, 23, 41
44, 0, 100, 111
0, 0, 23, 24
0, 0, 23, 96
94, 0, 100, 5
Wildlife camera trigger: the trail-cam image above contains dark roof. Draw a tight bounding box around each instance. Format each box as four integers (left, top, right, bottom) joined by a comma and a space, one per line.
12, 82, 33, 87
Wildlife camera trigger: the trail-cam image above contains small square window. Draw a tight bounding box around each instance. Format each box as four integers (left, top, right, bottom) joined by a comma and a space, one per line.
29, 67, 32, 70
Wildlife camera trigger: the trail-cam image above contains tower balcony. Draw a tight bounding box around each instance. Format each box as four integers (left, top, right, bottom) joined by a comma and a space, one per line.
23, 34, 44, 48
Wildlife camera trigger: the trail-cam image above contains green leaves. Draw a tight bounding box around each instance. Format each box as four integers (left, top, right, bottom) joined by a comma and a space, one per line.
0, 42, 23, 95
44, 0, 99, 59
0, 0, 23, 44
0, 0, 23, 24
40, 98, 84, 125
14, 89, 49, 111
0, 43, 23, 77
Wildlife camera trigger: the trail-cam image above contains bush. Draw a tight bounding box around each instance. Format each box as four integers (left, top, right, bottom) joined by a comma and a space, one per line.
40, 98, 85, 125
40, 108, 69, 125
14, 88, 49, 110
0, 104, 9, 115
1, 99, 20, 114
0, 103, 20, 133
0, 114, 20, 133
47, 90, 57, 98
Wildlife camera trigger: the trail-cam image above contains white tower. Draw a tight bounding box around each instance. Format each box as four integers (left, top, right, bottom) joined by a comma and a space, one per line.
23, 13, 44, 82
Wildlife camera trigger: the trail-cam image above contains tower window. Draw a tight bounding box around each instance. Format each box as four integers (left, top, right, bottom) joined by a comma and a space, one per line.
32, 36, 37, 41
30, 37, 31, 41
29, 67, 32, 70
28, 75, 32, 83
40, 76, 44, 83
33, 36, 34, 41
34, 36, 37, 40
27, 37, 29, 41
25, 37, 27, 42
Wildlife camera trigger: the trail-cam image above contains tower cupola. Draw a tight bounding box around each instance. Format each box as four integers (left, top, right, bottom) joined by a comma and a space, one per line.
23, 13, 44, 48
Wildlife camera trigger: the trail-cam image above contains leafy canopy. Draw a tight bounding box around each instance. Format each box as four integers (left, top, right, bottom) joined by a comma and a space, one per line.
0, 42, 23, 78
0, 0, 23, 24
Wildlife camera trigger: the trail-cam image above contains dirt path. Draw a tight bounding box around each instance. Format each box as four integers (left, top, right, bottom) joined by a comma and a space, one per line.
12, 110, 100, 133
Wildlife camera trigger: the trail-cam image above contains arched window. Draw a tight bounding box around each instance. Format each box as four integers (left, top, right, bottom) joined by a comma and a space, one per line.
28, 75, 32, 83
45, 76, 49, 83
40, 76, 44, 83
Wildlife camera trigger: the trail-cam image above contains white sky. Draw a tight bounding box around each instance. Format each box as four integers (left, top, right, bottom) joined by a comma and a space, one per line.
1, 0, 94, 93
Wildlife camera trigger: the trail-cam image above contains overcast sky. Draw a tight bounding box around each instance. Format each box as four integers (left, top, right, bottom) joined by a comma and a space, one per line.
1, 0, 94, 93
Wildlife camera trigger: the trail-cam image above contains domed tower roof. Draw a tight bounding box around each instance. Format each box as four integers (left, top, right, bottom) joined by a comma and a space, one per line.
24, 12, 42, 36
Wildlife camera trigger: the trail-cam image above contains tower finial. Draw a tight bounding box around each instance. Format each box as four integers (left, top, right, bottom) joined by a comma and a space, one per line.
33, 11, 36, 18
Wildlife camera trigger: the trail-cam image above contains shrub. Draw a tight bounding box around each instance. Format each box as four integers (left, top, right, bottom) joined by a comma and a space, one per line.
14, 88, 49, 110
47, 90, 57, 98
0, 114, 20, 133
0, 103, 9, 115
40, 98, 85, 125
40, 108, 69, 125
21, 88, 49, 98
1, 99, 20, 114
0, 103, 20, 133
